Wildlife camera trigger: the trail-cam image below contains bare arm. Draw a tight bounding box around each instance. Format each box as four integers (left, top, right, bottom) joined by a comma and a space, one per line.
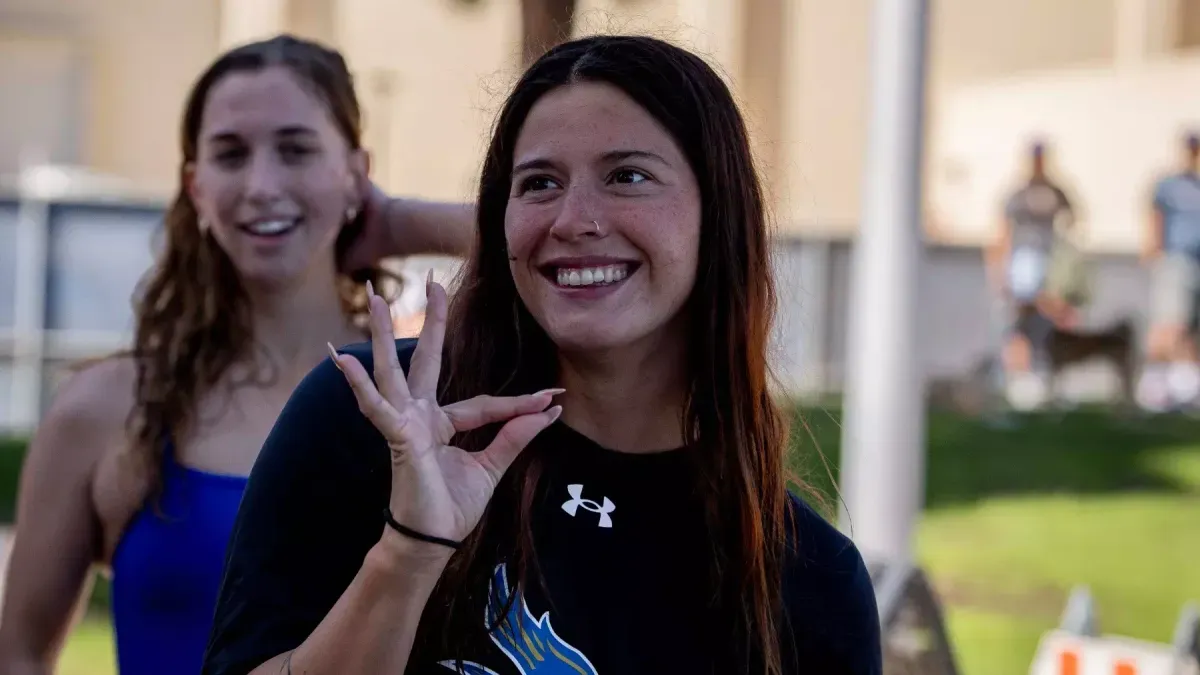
1144, 206, 1164, 264
0, 361, 131, 674
249, 533, 449, 675
986, 216, 1012, 295
386, 197, 476, 258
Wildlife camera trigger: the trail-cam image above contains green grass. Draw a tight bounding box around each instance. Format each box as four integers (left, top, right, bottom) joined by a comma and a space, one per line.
12, 407, 1200, 675
792, 408, 1200, 675
58, 617, 115, 675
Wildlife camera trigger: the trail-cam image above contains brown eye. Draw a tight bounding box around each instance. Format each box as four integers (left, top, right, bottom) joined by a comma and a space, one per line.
519, 175, 560, 194
610, 168, 650, 185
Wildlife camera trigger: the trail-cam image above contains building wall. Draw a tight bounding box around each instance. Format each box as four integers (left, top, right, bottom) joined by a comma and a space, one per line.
3, 0, 1199, 247
928, 54, 1200, 252
0, 0, 219, 193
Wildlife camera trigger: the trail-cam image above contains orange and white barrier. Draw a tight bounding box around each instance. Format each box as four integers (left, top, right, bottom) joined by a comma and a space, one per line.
1029, 631, 1199, 675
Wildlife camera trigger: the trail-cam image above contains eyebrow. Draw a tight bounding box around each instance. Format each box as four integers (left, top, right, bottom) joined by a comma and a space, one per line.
512, 149, 671, 174
206, 125, 318, 144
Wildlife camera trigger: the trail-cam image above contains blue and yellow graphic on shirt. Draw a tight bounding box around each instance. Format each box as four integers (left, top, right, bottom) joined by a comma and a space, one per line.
439, 564, 599, 675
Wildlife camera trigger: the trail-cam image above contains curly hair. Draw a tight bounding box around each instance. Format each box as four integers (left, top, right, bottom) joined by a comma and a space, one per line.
127, 34, 388, 496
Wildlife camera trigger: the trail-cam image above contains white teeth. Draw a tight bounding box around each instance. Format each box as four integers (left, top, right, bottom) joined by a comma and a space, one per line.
246, 219, 296, 235
554, 264, 630, 287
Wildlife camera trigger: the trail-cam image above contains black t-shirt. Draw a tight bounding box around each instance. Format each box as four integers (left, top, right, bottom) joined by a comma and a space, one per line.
202, 338, 881, 675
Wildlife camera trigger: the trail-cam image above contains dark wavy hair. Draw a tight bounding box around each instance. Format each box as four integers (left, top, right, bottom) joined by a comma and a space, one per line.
425, 35, 796, 673
127, 34, 388, 498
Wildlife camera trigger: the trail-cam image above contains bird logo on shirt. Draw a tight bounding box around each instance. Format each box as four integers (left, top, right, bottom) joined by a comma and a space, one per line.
438, 563, 599, 675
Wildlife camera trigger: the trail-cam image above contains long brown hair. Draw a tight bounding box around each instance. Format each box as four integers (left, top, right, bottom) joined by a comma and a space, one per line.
427, 35, 795, 673
128, 35, 386, 495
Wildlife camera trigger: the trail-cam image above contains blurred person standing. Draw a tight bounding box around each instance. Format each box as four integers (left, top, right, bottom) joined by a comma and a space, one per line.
987, 141, 1084, 410
1138, 132, 1200, 411
0, 35, 473, 675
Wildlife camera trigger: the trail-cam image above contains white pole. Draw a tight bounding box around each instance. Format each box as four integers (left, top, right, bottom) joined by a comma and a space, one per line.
838, 0, 931, 564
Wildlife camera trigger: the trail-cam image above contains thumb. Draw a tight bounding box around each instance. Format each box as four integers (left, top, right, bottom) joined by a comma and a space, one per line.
477, 406, 562, 482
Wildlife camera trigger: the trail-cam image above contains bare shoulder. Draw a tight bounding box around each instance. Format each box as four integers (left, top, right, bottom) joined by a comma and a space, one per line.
32, 356, 138, 470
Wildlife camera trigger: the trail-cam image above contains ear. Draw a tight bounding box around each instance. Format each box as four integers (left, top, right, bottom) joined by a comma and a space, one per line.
346, 148, 369, 207
183, 161, 200, 204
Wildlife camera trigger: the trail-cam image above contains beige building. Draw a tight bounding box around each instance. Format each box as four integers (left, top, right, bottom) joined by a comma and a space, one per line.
2, 0, 1200, 251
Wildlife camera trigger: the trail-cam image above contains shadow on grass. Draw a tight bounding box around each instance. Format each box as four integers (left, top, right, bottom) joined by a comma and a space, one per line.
787, 406, 1200, 510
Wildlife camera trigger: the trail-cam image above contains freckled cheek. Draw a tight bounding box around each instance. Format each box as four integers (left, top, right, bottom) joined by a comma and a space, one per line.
503, 216, 545, 262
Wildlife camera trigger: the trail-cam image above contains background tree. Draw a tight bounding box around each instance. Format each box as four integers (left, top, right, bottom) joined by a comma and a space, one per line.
521, 0, 576, 65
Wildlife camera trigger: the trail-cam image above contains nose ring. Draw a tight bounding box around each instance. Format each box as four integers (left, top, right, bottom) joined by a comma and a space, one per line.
591, 219, 601, 235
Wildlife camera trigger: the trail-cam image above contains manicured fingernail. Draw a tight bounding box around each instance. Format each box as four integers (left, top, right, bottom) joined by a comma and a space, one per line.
426, 269, 433, 297
366, 280, 375, 298
534, 388, 566, 397
546, 405, 563, 422
327, 342, 343, 370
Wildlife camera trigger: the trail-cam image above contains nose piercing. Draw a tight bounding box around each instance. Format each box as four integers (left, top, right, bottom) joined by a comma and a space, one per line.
591, 219, 600, 234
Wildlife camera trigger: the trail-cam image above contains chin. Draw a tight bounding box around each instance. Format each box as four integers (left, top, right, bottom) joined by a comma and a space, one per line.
540, 321, 653, 355
234, 262, 309, 292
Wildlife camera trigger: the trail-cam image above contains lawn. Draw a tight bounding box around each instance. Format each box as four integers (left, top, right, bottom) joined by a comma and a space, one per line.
25, 407, 1200, 674
792, 408, 1200, 675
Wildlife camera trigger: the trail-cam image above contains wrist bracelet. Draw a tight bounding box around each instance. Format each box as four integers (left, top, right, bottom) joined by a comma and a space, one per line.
382, 508, 462, 550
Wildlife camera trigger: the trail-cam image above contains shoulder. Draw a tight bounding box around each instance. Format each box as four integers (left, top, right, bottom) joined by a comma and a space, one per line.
782, 493, 882, 673
18, 356, 138, 525
35, 356, 137, 460
246, 337, 418, 477
1153, 173, 1181, 194
326, 337, 418, 376
289, 337, 418, 408
783, 493, 872, 588
1004, 186, 1026, 206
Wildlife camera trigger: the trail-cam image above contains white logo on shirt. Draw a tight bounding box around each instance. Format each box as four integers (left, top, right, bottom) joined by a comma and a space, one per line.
561, 484, 615, 528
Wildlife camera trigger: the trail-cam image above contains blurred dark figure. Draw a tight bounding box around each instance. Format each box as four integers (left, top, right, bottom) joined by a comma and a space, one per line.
988, 141, 1087, 409
522, 0, 576, 65
1138, 131, 1200, 411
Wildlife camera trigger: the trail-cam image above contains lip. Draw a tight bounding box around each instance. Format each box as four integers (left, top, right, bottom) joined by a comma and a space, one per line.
537, 255, 640, 270
235, 216, 302, 238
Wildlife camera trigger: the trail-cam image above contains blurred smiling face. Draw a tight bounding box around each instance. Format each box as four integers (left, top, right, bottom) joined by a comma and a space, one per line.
504, 81, 702, 354
186, 66, 365, 289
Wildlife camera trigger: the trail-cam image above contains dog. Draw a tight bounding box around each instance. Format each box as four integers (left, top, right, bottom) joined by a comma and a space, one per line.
1015, 304, 1138, 407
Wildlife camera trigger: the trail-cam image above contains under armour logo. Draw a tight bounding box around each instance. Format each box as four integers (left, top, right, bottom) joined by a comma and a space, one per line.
561, 484, 615, 528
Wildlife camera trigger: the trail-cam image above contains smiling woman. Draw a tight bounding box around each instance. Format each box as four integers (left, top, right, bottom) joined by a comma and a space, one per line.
0, 34, 474, 675
203, 35, 881, 675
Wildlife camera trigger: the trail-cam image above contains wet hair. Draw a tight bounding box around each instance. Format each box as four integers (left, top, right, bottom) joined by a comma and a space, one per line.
426, 35, 799, 673
127, 35, 386, 497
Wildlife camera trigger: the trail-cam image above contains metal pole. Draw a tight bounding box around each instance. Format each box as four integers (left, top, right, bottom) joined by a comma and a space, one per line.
11, 164, 51, 432
838, 0, 931, 563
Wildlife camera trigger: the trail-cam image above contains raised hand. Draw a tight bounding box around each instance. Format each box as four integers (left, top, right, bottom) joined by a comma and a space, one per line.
329, 274, 562, 553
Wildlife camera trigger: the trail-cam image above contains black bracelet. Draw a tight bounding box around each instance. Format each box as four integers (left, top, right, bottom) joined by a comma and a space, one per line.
382, 508, 462, 550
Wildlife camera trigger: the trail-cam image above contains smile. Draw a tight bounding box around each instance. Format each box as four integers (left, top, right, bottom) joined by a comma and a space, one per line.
237, 218, 300, 238
553, 263, 630, 288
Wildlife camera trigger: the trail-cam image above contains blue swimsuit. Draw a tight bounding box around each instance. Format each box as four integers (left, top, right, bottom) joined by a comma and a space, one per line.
110, 444, 248, 674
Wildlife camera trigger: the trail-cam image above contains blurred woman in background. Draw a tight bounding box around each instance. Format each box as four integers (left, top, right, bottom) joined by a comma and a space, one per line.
0, 34, 472, 675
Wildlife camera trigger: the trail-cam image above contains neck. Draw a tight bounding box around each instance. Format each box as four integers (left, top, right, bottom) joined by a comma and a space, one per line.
555, 332, 689, 454
242, 268, 360, 380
